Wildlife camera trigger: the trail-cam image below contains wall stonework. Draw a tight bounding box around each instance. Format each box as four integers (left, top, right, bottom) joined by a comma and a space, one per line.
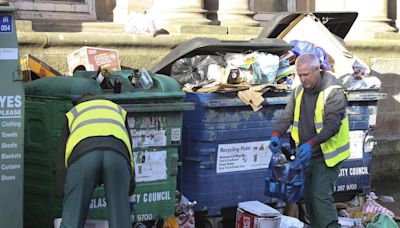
11, 0, 96, 21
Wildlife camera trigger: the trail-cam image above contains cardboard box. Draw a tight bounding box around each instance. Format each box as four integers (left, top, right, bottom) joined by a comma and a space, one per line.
235, 201, 281, 228
67, 46, 121, 75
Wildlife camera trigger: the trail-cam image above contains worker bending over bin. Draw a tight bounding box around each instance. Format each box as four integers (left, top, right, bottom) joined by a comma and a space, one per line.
269, 53, 350, 228
58, 93, 135, 228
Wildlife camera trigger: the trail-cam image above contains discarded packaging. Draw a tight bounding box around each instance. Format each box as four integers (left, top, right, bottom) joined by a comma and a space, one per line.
280, 215, 304, 228
236, 201, 281, 228
366, 213, 398, 228
20, 54, 61, 81
338, 217, 363, 228
363, 196, 395, 218
67, 46, 121, 75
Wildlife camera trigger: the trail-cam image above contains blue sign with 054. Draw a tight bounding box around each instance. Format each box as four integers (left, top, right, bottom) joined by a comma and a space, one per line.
0, 15, 12, 33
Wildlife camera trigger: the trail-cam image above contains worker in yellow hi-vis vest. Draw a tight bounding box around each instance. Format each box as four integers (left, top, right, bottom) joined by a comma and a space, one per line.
58, 93, 134, 228
269, 54, 349, 228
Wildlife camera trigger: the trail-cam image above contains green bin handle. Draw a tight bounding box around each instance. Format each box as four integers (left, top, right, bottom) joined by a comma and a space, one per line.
121, 102, 194, 113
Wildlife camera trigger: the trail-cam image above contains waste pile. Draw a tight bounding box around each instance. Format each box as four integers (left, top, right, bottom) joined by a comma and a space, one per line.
336, 192, 398, 228
166, 40, 381, 112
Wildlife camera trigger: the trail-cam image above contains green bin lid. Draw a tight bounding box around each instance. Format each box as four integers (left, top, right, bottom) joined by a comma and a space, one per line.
24, 76, 102, 98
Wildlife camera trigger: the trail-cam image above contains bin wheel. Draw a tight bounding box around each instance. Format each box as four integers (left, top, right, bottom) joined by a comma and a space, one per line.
204, 217, 223, 228
133, 222, 146, 228
204, 220, 213, 228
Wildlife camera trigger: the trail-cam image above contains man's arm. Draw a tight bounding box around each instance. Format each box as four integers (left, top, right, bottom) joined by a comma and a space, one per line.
310, 89, 347, 145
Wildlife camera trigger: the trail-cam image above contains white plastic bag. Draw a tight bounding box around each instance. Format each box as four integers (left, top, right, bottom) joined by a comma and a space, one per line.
124, 13, 158, 36
280, 215, 304, 228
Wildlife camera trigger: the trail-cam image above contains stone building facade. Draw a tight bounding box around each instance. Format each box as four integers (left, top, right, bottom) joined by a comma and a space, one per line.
9, 0, 399, 38
7, 0, 400, 182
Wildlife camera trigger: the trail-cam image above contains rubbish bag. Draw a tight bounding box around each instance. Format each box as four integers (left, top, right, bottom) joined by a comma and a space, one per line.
171, 55, 225, 85
280, 215, 304, 228
124, 13, 158, 36
290, 40, 332, 71
366, 213, 398, 228
224, 52, 279, 84
362, 196, 395, 218
265, 153, 304, 204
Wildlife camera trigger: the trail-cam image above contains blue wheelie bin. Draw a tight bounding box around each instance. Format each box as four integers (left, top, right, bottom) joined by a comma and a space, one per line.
153, 18, 387, 225
153, 37, 292, 226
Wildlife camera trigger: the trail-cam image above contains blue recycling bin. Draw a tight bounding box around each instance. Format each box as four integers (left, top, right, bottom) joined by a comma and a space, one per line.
178, 92, 290, 216
333, 90, 386, 200
177, 89, 385, 216
152, 37, 386, 216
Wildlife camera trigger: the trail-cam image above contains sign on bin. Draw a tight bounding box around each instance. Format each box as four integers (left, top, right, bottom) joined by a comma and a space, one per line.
348, 130, 365, 159
0, 15, 12, 33
217, 141, 272, 173
0, 7, 24, 228
134, 150, 167, 182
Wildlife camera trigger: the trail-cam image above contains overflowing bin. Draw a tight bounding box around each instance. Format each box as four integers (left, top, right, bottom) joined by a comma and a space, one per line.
23, 73, 193, 227
152, 15, 386, 224
152, 38, 292, 222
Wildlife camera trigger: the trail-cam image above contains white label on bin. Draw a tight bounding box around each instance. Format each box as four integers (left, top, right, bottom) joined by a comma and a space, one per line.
134, 150, 167, 182
0, 48, 18, 60
216, 141, 272, 173
349, 130, 364, 160
171, 128, 181, 142
368, 114, 376, 126
131, 129, 167, 148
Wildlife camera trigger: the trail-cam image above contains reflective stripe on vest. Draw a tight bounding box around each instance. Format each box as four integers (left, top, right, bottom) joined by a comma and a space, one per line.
291, 85, 350, 167
65, 99, 134, 170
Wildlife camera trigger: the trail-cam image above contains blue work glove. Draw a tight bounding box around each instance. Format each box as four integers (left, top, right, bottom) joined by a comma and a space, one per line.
269, 136, 281, 154
297, 142, 313, 166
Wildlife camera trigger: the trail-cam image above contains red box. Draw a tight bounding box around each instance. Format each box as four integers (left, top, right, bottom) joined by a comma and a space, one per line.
235, 201, 281, 228
236, 208, 256, 228
67, 46, 121, 75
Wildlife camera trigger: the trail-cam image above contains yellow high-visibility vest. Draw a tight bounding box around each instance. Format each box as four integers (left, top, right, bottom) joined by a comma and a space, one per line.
291, 85, 350, 167
65, 99, 133, 170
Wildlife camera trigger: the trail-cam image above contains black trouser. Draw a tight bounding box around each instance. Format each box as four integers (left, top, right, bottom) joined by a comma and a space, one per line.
61, 149, 131, 228
303, 156, 341, 228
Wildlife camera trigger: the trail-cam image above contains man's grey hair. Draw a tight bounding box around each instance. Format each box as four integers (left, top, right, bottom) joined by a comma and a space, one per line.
295, 53, 321, 69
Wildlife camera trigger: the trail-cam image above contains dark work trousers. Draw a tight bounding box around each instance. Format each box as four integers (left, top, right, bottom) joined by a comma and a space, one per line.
304, 156, 341, 228
60, 149, 131, 228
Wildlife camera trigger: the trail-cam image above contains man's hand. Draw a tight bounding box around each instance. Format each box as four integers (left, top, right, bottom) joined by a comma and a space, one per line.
298, 142, 313, 166
269, 136, 281, 154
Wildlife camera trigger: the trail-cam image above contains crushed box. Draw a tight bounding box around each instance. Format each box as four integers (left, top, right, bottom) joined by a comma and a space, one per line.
67, 46, 121, 75
235, 201, 281, 228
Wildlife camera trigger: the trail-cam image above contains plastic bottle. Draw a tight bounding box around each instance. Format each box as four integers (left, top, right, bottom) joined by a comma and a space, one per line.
114, 77, 122, 93
130, 69, 140, 87
139, 69, 153, 89
274, 152, 288, 165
